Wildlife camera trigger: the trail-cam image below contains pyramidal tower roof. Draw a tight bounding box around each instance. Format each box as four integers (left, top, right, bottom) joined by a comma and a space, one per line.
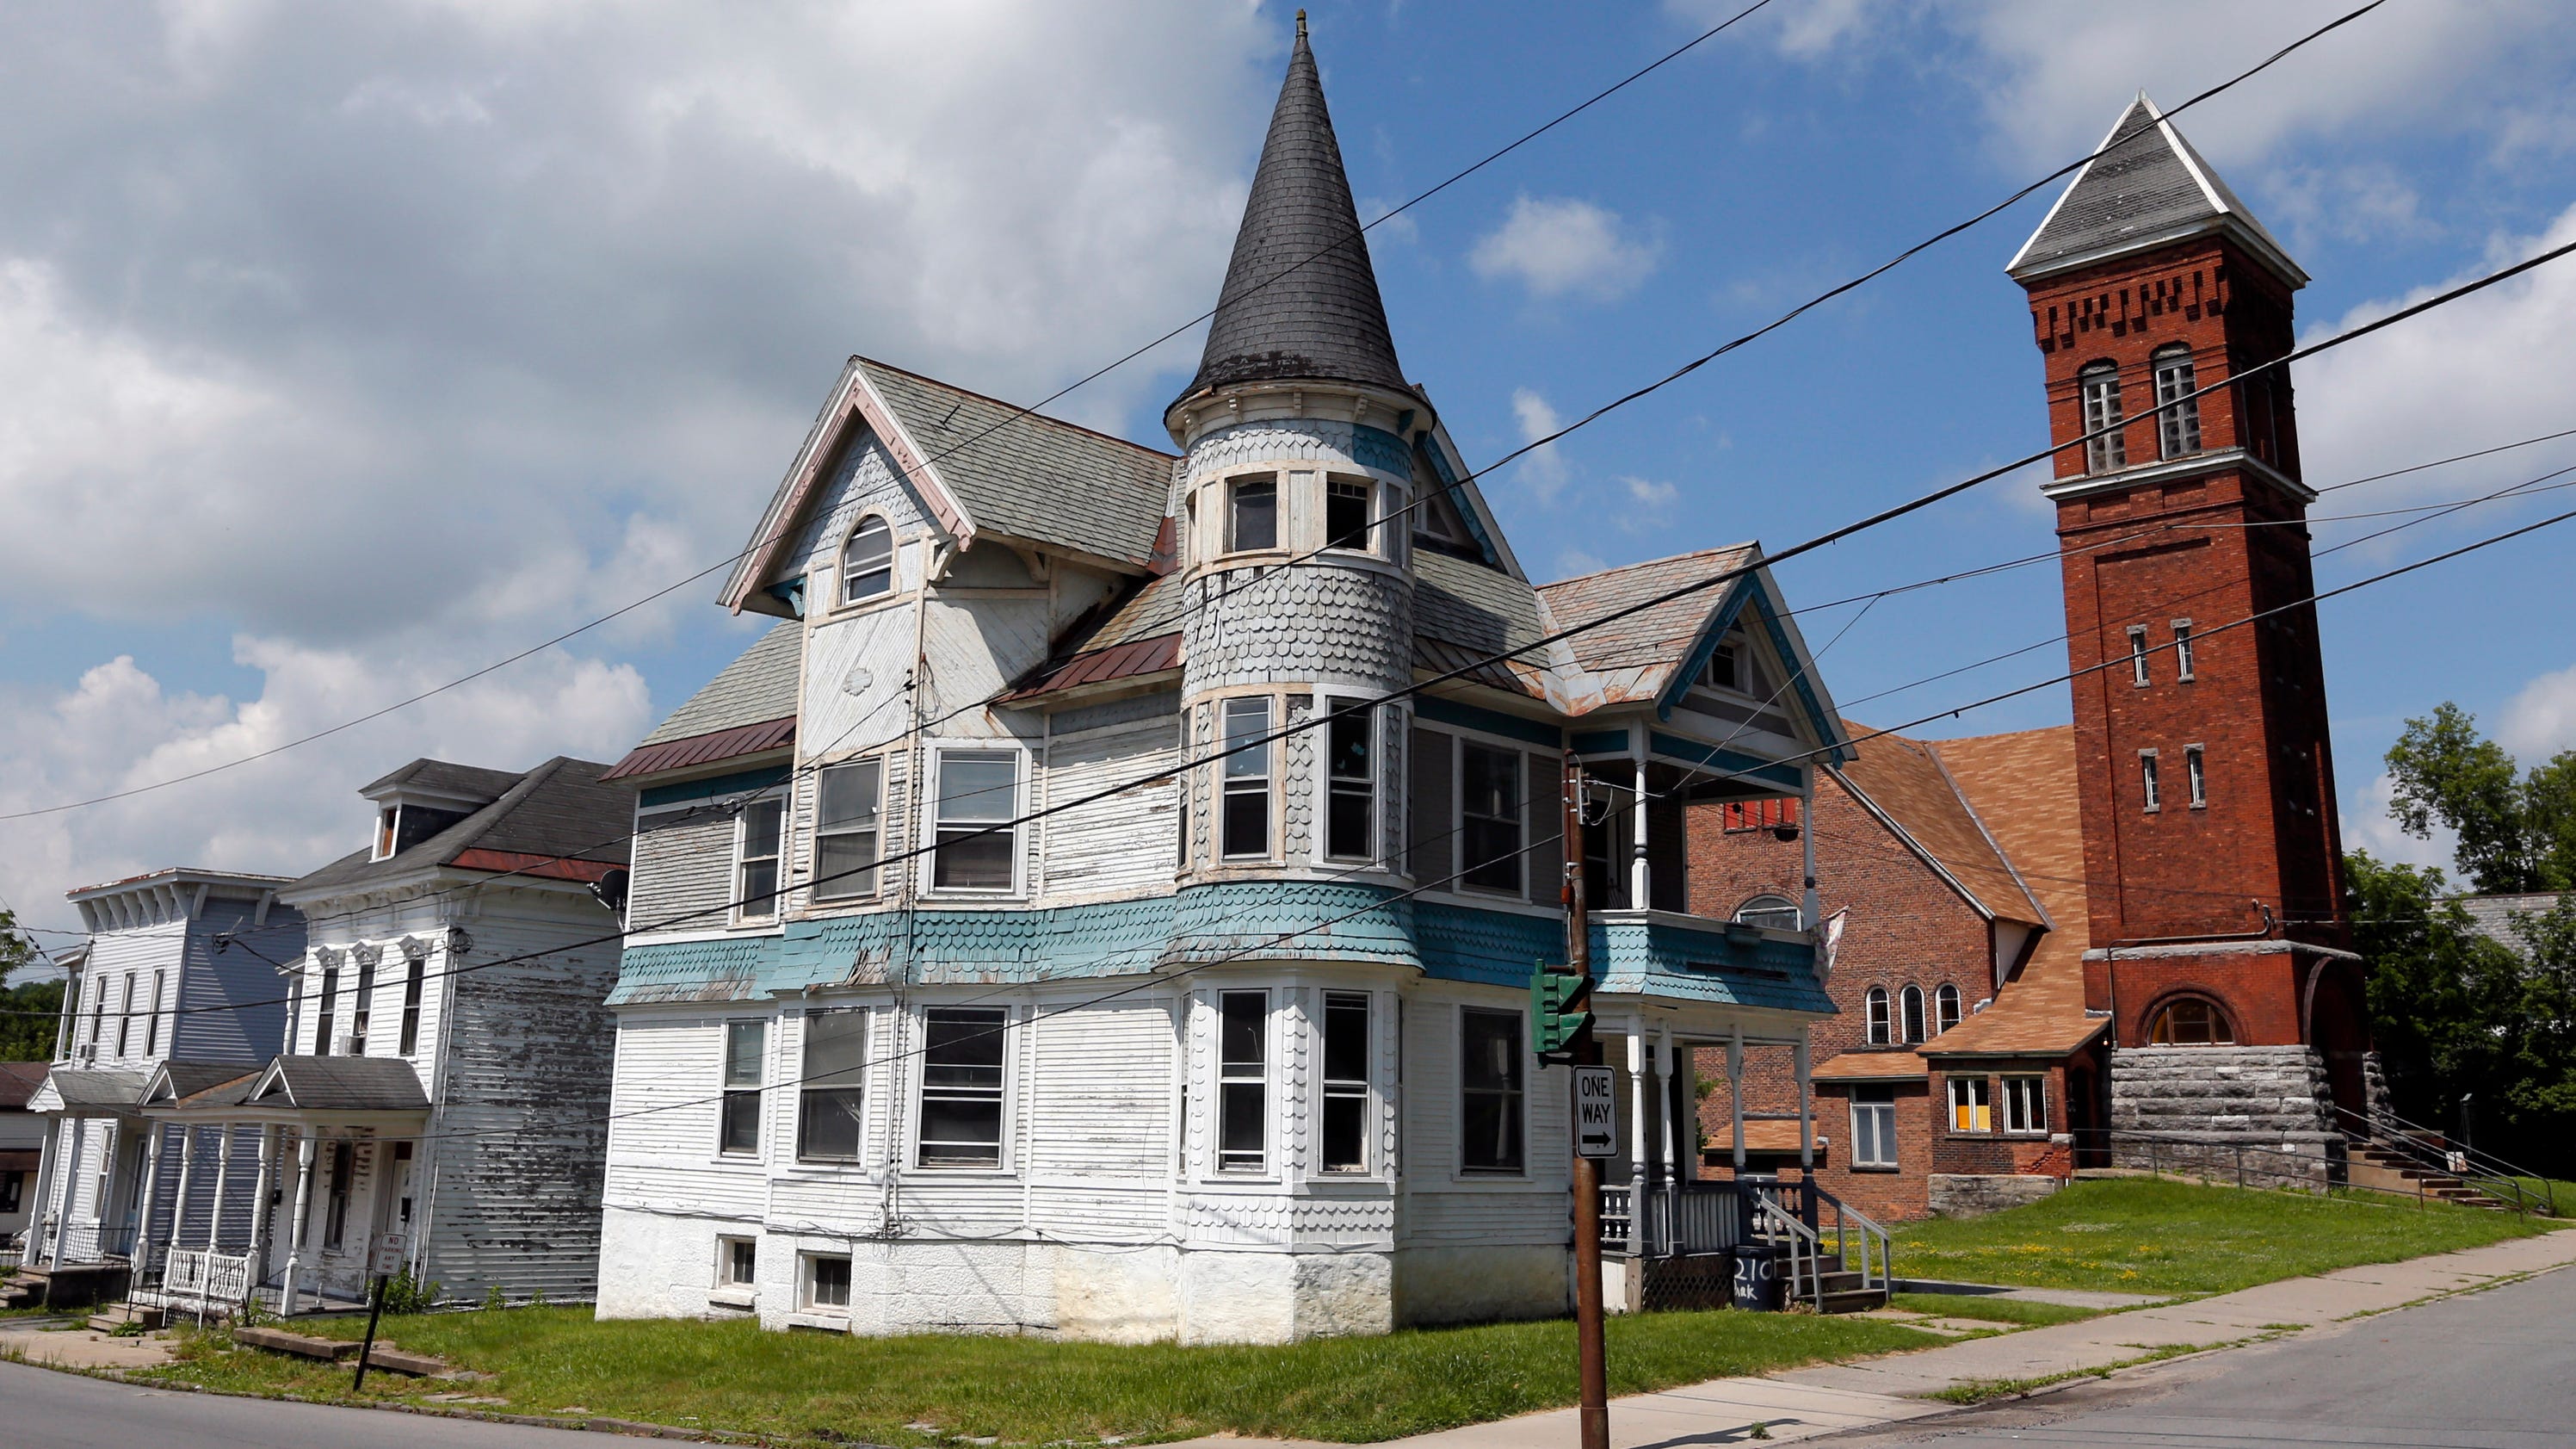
1175, 11, 1412, 412
2007, 94, 2305, 288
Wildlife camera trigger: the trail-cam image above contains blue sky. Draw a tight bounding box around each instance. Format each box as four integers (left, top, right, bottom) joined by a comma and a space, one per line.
2, 1, 2572, 951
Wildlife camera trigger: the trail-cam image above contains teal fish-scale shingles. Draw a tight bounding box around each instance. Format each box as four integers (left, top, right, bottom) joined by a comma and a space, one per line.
1160, 882, 1420, 969
606, 935, 772, 1005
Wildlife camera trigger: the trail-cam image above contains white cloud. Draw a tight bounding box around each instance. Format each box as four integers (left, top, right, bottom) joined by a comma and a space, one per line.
1622, 475, 1679, 507
2264, 163, 2437, 249
1618, 474, 1680, 533
1509, 387, 1572, 502
2499, 659, 2576, 762
2342, 769, 2456, 872
1469, 195, 1662, 301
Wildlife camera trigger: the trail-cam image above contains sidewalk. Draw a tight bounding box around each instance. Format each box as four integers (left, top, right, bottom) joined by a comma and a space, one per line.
0, 1317, 182, 1372
1172, 1228, 2576, 1449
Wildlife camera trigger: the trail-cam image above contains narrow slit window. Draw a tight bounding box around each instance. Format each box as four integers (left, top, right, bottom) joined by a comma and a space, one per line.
720, 1019, 765, 1155
2172, 621, 2196, 681
1325, 478, 1374, 553
1900, 984, 1927, 1045
1864, 987, 1891, 1046
738, 798, 784, 919
840, 517, 894, 604
1320, 992, 1369, 1173
398, 949, 426, 1056
932, 751, 1018, 891
918, 1006, 1007, 1167
1229, 476, 1278, 552
316, 965, 339, 1056
1324, 699, 1374, 862
1220, 697, 1273, 860
1459, 743, 1524, 895
2153, 347, 2202, 457
812, 759, 883, 901
145, 968, 164, 1057
798, 1009, 867, 1162
2080, 362, 2126, 473
2140, 751, 2162, 813
1948, 1075, 1992, 1133
350, 953, 374, 1056
115, 972, 134, 1056
2128, 625, 2151, 686
2186, 745, 2208, 809
1217, 991, 1267, 1173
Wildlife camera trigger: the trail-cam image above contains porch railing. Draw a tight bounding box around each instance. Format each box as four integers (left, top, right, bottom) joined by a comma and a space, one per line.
46, 1222, 136, 1266
1748, 1179, 1891, 1309
1597, 1179, 1743, 1257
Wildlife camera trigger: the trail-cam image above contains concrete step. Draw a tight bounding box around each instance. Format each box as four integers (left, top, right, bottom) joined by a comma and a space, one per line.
85, 1303, 163, 1333
1815, 1287, 1888, 1314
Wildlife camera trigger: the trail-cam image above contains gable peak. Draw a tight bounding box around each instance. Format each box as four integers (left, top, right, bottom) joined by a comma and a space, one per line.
2007, 92, 2304, 288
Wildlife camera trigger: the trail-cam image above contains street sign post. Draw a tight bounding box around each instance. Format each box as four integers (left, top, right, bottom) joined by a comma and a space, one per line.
1573, 1067, 1616, 1159
352, 1233, 406, 1392
1560, 755, 1609, 1449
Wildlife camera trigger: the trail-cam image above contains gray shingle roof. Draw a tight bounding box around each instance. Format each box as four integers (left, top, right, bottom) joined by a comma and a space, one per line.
1535, 545, 1757, 700
1176, 15, 1412, 407
2007, 95, 2301, 286
285, 756, 633, 899
254, 1056, 430, 1112
1416, 551, 1547, 659
2456, 892, 2564, 954
640, 622, 802, 747
358, 759, 524, 803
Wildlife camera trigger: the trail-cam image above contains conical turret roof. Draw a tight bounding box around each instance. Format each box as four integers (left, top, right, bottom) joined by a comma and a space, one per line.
2007, 94, 2305, 288
1177, 13, 1412, 409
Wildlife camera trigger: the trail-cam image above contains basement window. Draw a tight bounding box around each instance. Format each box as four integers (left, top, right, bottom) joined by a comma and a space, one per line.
803, 1254, 852, 1311
718, 1236, 757, 1288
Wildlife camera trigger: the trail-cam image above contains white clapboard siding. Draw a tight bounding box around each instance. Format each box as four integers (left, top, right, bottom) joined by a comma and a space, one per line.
1027, 997, 1171, 1177
1041, 720, 1182, 901
629, 810, 738, 933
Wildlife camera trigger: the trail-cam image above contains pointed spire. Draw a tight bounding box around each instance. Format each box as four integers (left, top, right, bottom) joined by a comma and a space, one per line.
1176, 13, 1412, 411
2007, 94, 2305, 288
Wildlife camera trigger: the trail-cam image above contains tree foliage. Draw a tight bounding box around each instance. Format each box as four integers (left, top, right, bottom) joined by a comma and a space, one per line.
2383, 703, 2576, 892
0, 909, 59, 1062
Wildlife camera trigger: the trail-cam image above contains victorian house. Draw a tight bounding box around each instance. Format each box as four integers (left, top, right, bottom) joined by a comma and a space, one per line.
593, 17, 1860, 1345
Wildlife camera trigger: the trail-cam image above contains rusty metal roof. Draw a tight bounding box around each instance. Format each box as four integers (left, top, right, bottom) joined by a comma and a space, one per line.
1004, 633, 1182, 703
604, 715, 797, 781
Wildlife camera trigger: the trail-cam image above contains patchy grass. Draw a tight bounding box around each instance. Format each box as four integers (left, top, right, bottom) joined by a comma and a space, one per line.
141, 1305, 1943, 1445
1925, 1338, 2252, 1404
1889, 1177, 2558, 1297
2499, 1177, 2576, 1216
1882, 1292, 2103, 1327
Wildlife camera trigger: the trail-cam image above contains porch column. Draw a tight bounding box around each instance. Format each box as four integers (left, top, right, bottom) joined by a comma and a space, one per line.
1624, 1028, 1649, 1191
249, 1126, 280, 1279
170, 1125, 201, 1251
132, 1123, 166, 1281
1652, 1023, 1677, 1186
1727, 1026, 1746, 1173
281, 1132, 317, 1316
50, 1117, 84, 1266
1629, 757, 1651, 911
208, 1126, 236, 1254
1795, 1031, 1814, 1173
28, 1118, 62, 1266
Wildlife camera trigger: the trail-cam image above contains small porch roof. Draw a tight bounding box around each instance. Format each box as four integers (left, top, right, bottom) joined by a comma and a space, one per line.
25, 1066, 151, 1114
146, 1055, 431, 1128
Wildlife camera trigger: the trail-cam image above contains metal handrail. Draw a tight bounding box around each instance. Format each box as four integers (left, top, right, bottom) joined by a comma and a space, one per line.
1749, 1186, 1825, 1311
2073, 1126, 2539, 1214
2336, 1105, 2556, 1217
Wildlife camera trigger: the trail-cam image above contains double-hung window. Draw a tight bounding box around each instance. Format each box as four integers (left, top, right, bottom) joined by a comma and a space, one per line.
931, 751, 1017, 891
1460, 1008, 1525, 1173
2186, 745, 2208, 809
1850, 1086, 1898, 1168
720, 1020, 765, 1155
1459, 743, 1523, 895
1229, 476, 1278, 552
840, 517, 893, 604
1319, 993, 1370, 1173
1864, 987, 1891, 1046
1220, 697, 1273, 860
812, 759, 883, 901
316, 965, 339, 1056
798, 1009, 867, 1162
737, 798, 784, 919
2140, 750, 2162, 813
1948, 1075, 1992, 1133
1324, 699, 1374, 862
398, 948, 427, 1055
918, 1006, 1007, 1167
2153, 347, 2202, 457
350, 953, 375, 1056
2003, 1076, 2048, 1135
2080, 362, 2125, 473
2128, 625, 2151, 686
1217, 992, 1268, 1173
1325, 478, 1374, 553
2172, 621, 2196, 681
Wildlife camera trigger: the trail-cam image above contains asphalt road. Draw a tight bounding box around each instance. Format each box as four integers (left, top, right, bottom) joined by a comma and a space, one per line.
1845, 1261, 2576, 1448
0, 1360, 596, 1448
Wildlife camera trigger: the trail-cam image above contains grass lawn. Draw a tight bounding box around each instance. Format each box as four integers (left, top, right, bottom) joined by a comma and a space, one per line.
1881, 1292, 2102, 1327
2502, 1177, 2576, 1215
144, 1306, 1941, 1446
1889, 1176, 2561, 1297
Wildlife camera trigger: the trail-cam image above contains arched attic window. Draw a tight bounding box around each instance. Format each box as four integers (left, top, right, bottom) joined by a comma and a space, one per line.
1900, 985, 1927, 1045
840, 516, 894, 604
1864, 987, 1891, 1047
1935, 983, 1962, 1036
1733, 894, 1801, 931
2148, 996, 2235, 1046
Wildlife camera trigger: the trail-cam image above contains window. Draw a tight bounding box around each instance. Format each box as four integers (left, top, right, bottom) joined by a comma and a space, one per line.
1900, 985, 1927, 1045
2140, 751, 2162, 813
798, 1009, 867, 1162
398, 949, 426, 1056
86, 972, 103, 1048
718, 1236, 757, 1288
375, 808, 398, 861
1948, 1075, 1992, 1133
316, 965, 339, 1056
812, 759, 883, 901
0, 1172, 19, 1215
2153, 346, 2202, 458
350, 952, 375, 1056
1459, 743, 1524, 894
918, 1006, 1007, 1167
840, 516, 893, 604
1935, 983, 1962, 1036
1320, 992, 1369, 1173
1229, 475, 1278, 552
324, 1139, 355, 1248
2148, 997, 2234, 1045
720, 1020, 765, 1155
2003, 1075, 2048, 1135
114, 972, 134, 1056
2171, 621, 2196, 681
1850, 1087, 1898, 1168
2128, 625, 2151, 686
1702, 641, 1744, 692
1325, 478, 1373, 553
2186, 745, 2208, 809
804, 1254, 852, 1311
1217, 992, 1267, 1173
145, 969, 164, 1057
737, 798, 785, 919
1324, 700, 1374, 862
1734, 895, 1801, 931
932, 751, 1018, 891
1864, 987, 1891, 1047
2080, 362, 2125, 473
1459, 1008, 1525, 1173
1220, 697, 1273, 860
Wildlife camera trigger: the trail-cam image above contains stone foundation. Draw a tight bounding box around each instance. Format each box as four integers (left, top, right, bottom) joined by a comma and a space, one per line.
1928, 1173, 2063, 1217
2109, 1045, 2342, 1188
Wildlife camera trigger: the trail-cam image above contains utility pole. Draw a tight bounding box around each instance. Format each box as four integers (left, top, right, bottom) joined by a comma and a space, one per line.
1563, 755, 1608, 1449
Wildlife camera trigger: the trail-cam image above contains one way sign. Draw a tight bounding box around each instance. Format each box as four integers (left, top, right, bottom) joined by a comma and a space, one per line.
1573, 1066, 1616, 1158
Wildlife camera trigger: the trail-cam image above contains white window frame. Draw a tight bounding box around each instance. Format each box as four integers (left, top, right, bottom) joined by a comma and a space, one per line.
2186, 744, 2208, 809
796, 1007, 868, 1164
2140, 749, 2162, 814
1934, 982, 1962, 1036
924, 746, 1025, 897
838, 515, 895, 606
914, 1003, 1013, 1171
145, 968, 165, 1057
1317, 991, 1372, 1174
1864, 987, 1891, 1047
735, 796, 786, 922
2171, 619, 2196, 681
801, 1252, 853, 1312
1214, 990, 1269, 1175
2128, 625, 2151, 687
1455, 740, 1527, 899
718, 1019, 766, 1159
2002, 1075, 2048, 1136
2080, 362, 2125, 474
114, 972, 135, 1057
1322, 475, 1378, 555
1849, 1087, 1898, 1169
2153, 347, 2202, 459
1219, 696, 1276, 863
1227, 474, 1281, 554
1458, 1006, 1528, 1176
716, 1235, 757, 1287
1319, 697, 1379, 865
812, 758, 885, 902
1948, 1075, 1992, 1134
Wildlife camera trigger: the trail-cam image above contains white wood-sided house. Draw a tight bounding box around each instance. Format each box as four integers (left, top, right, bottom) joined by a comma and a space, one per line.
119, 756, 633, 1313
595, 17, 1859, 1344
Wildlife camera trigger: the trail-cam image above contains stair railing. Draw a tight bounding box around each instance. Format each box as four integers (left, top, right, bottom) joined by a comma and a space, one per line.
2336, 1105, 2556, 1218
1747, 1184, 1825, 1312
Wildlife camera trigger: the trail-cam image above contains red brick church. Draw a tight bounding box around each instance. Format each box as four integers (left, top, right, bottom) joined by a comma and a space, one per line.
1696, 95, 2372, 1218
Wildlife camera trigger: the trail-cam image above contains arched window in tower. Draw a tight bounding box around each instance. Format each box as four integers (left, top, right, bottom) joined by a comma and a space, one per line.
1900, 985, 1927, 1044
1864, 987, 1891, 1047
840, 516, 893, 604
2148, 996, 2235, 1045
2079, 362, 2125, 473
1935, 983, 1962, 1036
2153, 344, 2202, 457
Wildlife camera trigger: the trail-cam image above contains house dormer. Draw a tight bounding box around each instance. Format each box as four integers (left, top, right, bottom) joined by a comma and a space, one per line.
358, 761, 520, 862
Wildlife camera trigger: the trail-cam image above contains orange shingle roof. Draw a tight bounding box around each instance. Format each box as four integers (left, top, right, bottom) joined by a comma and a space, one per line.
1812, 1048, 1929, 1081
1836, 725, 2045, 928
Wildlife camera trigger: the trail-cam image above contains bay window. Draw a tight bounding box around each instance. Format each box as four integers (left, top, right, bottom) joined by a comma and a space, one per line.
1324, 700, 1374, 862
1319, 992, 1369, 1173
1217, 991, 1267, 1173
1220, 697, 1273, 859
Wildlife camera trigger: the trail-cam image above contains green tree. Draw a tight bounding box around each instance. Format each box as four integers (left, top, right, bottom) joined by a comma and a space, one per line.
0, 908, 60, 1062
2383, 703, 2576, 892
2346, 852, 2521, 1126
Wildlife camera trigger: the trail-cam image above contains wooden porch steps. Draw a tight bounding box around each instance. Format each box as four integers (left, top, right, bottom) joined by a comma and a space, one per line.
1788, 1267, 1888, 1314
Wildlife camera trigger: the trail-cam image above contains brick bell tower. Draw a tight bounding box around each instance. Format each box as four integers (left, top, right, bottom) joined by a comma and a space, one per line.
2008, 96, 2370, 1124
